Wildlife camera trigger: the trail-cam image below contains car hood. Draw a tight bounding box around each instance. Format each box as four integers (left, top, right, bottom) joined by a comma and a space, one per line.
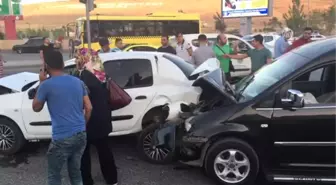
192, 68, 237, 103
190, 58, 220, 77
0, 72, 39, 92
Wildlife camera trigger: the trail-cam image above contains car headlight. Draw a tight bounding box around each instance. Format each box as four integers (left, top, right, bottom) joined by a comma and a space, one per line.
184, 116, 194, 132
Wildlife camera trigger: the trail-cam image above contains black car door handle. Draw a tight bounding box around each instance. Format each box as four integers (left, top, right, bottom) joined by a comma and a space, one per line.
135, 96, 147, 100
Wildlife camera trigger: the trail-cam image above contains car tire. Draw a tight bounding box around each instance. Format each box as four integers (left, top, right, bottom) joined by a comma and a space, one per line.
137, 123, 175, 164
205, 138, 259, 185
16, 49, 22, 54
0, 118, 26, 155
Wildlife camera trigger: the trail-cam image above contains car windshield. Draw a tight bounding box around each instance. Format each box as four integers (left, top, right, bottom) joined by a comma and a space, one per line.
234, 52, 309, 102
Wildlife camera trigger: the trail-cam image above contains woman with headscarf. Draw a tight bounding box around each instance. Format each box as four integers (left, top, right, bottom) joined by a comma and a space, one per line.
74, 48, 118, 185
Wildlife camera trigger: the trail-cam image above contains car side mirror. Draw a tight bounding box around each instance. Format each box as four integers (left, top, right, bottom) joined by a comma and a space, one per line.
28, 88, 37, 100
281, 89, 304, 108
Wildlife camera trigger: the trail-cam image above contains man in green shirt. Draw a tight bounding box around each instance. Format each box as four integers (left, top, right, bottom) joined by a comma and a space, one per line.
213, 33, 238, 79
224, 34, 272, 73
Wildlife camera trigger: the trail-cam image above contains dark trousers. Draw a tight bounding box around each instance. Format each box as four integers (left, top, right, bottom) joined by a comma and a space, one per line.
81, 137, 118, 185
225, 72, 231, 82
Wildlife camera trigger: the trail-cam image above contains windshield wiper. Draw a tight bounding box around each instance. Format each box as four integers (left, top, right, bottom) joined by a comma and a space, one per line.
235, 75, 255, 101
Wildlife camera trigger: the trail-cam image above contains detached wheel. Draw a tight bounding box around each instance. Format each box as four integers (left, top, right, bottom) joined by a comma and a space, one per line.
16, 49, 22, 54
0, 119, 26, 155
205, 138, 259, 185
137, 123, 174, 164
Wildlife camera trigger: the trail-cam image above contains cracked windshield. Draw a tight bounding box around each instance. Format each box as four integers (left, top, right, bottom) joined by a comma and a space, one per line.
0, 0, 335, 185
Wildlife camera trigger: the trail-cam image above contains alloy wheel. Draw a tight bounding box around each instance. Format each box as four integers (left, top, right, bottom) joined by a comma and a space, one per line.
0, 124, 15, 151
214, 149, 250, 184
143, 132, 171, 161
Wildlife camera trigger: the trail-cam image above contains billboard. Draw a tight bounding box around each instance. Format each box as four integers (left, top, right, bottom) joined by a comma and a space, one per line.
222, 0, 272, 18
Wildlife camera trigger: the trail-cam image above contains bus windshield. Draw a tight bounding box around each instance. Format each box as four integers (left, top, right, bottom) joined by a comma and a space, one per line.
84, 20, 200, 43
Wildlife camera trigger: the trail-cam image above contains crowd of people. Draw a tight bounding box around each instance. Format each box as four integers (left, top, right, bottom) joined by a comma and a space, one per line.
4, 26, 315, 185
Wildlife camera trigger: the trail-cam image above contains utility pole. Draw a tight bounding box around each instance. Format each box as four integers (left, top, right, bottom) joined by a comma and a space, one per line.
307, 0, 310, 26
79, 0, 96, 51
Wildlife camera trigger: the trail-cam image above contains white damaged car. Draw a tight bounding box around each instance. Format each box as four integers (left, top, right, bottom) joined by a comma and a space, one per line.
0, 52, 218, 155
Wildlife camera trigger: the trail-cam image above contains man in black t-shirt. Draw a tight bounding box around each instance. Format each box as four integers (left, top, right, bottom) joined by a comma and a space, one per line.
40, 37, 54, 60
157, 35, 176, 55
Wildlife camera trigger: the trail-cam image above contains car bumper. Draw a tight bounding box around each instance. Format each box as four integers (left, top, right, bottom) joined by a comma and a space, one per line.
155, 119, 207, 163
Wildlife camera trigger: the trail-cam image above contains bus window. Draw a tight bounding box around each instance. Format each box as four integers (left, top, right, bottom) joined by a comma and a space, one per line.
85, 20, 200, 38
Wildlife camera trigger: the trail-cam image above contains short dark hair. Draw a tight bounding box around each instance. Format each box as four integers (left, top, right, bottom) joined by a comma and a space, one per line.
175, 32, 183, 37
161, 35, 169, 40
99, 37, 109, 47
304, 27, 313, 32
253, 34, 264, 44
216, 35, 221, 42
44, 50, 64, 70
115, 38, 122, 44
198, 34, 207, 41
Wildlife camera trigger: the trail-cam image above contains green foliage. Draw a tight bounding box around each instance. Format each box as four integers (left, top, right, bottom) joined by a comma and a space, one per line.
308, 10, 325, 33
263, 17, 283, 32
16, 27, 68, 39
0, 32, 5, 40
283, 0, 306, 36
322, 4, 336, 34
213, 12, 226, 33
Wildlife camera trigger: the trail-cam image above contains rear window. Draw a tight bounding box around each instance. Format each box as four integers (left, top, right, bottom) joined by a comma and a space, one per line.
104, 59, 153, 89
162, 54, 196, 80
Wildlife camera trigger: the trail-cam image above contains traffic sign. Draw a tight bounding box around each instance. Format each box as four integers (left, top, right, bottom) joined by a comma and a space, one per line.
0, 0, 22, 16
79, 0, 96, 12
0, 0, 10, 15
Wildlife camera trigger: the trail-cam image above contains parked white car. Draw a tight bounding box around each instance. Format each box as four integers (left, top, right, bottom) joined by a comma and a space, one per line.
0, 52, 218, 155
169, 33, 253, 77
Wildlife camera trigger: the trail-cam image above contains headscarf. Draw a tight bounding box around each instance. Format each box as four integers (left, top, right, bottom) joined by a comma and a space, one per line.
75, 48, 106, 82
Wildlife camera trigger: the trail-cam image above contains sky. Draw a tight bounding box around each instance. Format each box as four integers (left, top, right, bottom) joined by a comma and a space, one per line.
21, 0, 69, 5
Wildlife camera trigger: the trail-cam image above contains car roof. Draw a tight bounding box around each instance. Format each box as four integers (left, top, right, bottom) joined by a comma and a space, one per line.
291, 37, 336, 60
64, 52, 171, 67
170, 33, 240, 39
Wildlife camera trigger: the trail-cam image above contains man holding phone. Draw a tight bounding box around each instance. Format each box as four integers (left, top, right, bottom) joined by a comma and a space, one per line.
32, 50, 92, 185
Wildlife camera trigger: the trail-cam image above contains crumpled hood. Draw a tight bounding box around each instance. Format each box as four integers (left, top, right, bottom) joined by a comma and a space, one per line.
0, 72, 38, 92
188, 103, 243, 132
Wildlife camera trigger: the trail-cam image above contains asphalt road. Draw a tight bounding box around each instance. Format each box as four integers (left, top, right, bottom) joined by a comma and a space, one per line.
0, 52, 314, 185
0, 136, 216, 185
2, 51, 71, 76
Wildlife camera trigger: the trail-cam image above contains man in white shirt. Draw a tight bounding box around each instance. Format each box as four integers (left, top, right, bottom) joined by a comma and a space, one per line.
175, 32, 193, 62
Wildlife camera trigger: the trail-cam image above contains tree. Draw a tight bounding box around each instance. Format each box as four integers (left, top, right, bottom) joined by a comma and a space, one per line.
213, 12, 226, 33
322, 4, 336, 34
283, 0, 306, 36
308, 10, 325, 32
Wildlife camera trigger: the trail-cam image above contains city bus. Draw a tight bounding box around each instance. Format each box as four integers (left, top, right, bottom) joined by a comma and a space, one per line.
73, 13, 201, 51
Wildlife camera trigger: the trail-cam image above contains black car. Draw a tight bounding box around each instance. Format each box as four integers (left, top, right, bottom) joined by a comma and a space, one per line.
138, 38, 336, 185
12, 37, 45, 54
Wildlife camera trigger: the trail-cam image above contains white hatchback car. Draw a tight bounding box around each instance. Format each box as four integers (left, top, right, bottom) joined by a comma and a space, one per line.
0, 52, 217, 155
170, 33, 253, 77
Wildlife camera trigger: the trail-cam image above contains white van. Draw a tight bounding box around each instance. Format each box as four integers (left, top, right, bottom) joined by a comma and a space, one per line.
170, 33, 253, 77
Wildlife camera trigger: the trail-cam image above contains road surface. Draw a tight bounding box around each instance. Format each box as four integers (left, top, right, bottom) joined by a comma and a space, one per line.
2, 51, 71, 76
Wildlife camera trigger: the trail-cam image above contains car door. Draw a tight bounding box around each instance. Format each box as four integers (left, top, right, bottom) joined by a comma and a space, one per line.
103, 57, 157, 133
270, 63, 336, 171
21, 82, 51, 136
228, 37, 251, 77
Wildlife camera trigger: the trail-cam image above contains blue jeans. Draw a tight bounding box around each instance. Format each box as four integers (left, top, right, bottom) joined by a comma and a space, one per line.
47, 131, 87, 185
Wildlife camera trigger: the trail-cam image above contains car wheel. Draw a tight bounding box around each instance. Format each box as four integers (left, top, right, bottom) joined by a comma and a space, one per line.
0, 118, 26, 155
205, 138, 259, 185
16, 49, 22, 54
137, 123, 175, 164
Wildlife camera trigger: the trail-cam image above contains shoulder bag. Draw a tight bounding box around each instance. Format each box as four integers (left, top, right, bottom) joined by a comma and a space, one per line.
106, 77, 132, 111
